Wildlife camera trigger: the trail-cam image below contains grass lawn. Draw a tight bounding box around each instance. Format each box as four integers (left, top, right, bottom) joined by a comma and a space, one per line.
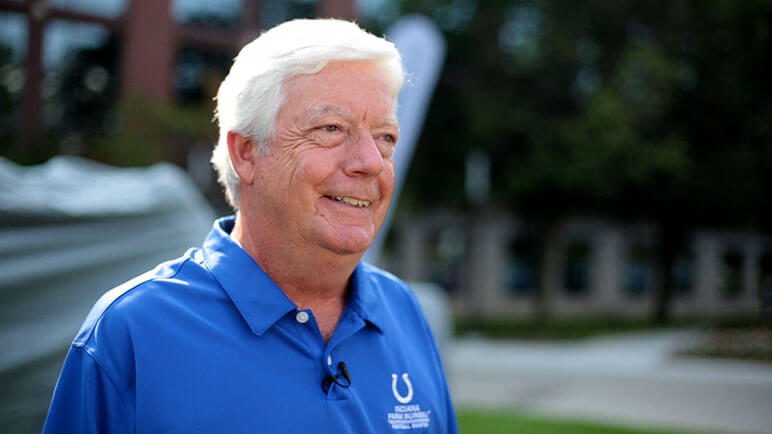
457, 408, 706, 434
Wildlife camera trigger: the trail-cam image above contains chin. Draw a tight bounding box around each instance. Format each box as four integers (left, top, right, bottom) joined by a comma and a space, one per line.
323, 238, 373, 256
318, 228, 376, 256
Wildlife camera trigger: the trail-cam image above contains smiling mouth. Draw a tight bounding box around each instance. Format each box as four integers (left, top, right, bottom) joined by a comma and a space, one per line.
326, 196, 371, 208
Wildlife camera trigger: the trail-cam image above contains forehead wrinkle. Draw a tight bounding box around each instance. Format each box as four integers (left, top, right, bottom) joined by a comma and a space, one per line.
300, 99, 398, 132
305, 105, 352, 123
360, 105, 399, 130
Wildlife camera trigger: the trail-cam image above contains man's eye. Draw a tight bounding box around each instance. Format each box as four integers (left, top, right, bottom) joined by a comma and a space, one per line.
323, 125, 338, 132
383, 134, 397, 144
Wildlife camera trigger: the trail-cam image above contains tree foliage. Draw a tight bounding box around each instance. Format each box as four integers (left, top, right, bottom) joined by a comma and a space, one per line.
364, 0, 771, 231
2, 0, 769, 232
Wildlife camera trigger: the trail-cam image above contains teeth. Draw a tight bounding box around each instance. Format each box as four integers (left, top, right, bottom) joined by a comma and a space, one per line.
330, 196, 370, 207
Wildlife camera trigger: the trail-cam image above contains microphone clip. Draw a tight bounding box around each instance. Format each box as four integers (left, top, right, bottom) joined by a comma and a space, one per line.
322, 361, 351, 392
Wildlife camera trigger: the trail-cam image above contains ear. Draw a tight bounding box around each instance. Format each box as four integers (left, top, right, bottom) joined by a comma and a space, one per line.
227, 131, 259, 185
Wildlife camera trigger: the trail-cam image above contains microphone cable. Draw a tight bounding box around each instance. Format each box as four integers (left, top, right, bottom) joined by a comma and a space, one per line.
322, 361, 351, 392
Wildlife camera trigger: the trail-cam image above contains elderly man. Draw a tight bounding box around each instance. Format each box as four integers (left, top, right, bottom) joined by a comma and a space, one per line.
43, 19, 457, 433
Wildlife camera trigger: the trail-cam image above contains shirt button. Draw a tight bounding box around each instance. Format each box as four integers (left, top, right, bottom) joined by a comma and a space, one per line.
296, 311, 309, 324
327, 355, 332, 366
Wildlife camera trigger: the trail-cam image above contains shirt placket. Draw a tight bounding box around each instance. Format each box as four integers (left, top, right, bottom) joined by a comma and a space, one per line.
321, 309, 368, 400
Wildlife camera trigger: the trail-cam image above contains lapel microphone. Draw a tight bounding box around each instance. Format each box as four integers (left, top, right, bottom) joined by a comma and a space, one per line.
322, 361, 351, 392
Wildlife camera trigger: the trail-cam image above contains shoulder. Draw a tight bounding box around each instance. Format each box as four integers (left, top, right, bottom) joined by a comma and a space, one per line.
358, 262, 418, 303
73, 249, 210, 348
356, 262, 429, 330
358, 262, 405, 287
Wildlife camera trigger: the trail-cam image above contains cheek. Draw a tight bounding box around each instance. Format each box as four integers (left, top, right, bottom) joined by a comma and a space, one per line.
379, 162, 397, 195
291, 151, 340, 187
384, 159, 396, 180
261, 156, 296, 195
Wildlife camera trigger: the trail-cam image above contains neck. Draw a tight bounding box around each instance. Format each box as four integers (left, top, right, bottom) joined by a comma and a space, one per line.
231, 212, 361, 340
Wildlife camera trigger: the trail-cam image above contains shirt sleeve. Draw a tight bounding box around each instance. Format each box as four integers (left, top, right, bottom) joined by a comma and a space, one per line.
443, 379, 459, 434
431, 327, 459, 434
43, 345, 134, 434
406, 287, 459, 434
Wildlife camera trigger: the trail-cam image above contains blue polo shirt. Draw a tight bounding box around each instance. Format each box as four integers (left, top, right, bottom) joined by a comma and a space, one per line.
43, 216, 458, 433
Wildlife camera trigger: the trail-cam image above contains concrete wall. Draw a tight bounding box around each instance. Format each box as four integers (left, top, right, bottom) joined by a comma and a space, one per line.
392, 213, 769, 320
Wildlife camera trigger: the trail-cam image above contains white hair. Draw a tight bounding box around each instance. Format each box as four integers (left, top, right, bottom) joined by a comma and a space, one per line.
211, 18, 404, 210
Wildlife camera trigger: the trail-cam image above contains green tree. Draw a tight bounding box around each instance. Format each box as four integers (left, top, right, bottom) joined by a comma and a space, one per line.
365, 0, 771, 321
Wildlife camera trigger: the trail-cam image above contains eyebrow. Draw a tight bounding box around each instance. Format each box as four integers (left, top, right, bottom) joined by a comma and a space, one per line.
304, 105, 399, 129
375, 118, 400, 129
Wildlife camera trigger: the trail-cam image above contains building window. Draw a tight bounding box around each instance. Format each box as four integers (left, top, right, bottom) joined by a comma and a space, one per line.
563, 241, 590, 296
44, 20, 117, 135
624, 243, 651, 298
174, 46, 231, 104
506, 236, 539, 296
427, 227, 466, 294
672, 253, 694, 297
760, 249, 772, 324
0, 13, 26, 133
720, 250, 743, 299
172, 0, 240, 25
47, 0, 128, 19
262, 0, 318, 28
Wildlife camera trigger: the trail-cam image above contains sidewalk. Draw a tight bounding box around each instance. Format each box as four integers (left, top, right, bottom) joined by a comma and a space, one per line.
448, 330, 772, 433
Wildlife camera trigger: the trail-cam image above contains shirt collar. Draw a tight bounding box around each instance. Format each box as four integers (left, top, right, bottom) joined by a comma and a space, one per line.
201, 216, 296, 336
201, 216, 386, 336
347, 262, 386, 334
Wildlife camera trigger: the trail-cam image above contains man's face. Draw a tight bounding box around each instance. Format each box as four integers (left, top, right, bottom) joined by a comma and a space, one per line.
247, 60, 399, 256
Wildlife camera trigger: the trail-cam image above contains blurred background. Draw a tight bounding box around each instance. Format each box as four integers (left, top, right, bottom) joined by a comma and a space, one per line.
1, 0, 771, 433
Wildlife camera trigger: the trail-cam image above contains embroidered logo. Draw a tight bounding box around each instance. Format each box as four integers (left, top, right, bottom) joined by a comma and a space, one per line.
391, 373, 414, 403
387, 372, 431, 430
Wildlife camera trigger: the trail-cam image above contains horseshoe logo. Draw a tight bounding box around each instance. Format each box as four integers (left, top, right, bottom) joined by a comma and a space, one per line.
391, 373, 414, 404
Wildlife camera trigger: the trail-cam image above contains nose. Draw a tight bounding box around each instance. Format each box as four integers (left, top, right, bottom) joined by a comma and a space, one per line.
343, 128, 384, 177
